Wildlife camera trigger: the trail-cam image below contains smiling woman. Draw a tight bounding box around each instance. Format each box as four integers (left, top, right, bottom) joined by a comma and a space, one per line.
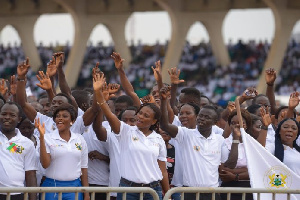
35, 103, 89, 200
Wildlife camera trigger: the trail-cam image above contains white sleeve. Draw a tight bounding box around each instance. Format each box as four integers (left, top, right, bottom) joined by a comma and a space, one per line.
221, 142, 230, 163
297, 137, 300, 146
212, 125, 224, 135
80, 135, 89, 168
71, 116, 86, 134
77, 108, 84, 117
158, 138, 167, 162
265, 138, 275, 155
24, 142, 38, 171
172, 115, 182, 126
114, 121, 131, 140
36, 112, 51, 125
175, 126, 186, 143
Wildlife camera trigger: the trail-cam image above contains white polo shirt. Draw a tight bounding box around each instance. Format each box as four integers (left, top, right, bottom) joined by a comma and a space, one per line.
175, 126, 225, 187
115, 122, 167, 184
0, 129, 37, 187
35, 108, 85, 135
221, 135, 247, 168
265, 140, 300, 176
82, 125, 109, 185
44, 130, 88, 181
33, 134, 46, 186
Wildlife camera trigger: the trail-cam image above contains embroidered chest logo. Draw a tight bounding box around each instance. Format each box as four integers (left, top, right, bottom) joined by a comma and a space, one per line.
132, 136, 139, 141
75, 143, 82, 150
193, 145, 200, 151
7, 142, 24, 154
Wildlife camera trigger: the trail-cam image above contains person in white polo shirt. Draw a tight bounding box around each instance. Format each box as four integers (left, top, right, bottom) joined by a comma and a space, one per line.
0, 102, 37, 200
160, 87, 224, 200
35, 103, 89, 200
92, 73, 169, 200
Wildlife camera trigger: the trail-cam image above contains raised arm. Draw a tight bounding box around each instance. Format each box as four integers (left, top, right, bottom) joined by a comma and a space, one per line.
9, 75, 17, 102
168, 67, 184, 115
46, 56, 59, 96
265, 68, 277, 114
286, 91, 299, 119
93, 73, 121, 134
35, 118, 51, 168
92, 109, 108, 141
16, 58, 37, 122
56, 52, 78, 109
36, 71, 55, 103
258, 106, 271, 147
0, 79, 9, 102
223, 125, 240, 169
111, 52, 140, 107
152, 60, 163, 91
238, 87, 258, 105
159, 86, 178, 138
222, 101, 236, 138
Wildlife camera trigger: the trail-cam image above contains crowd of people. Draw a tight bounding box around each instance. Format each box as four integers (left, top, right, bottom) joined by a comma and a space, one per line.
1, 39, 300, 101
0, 47, 299, 200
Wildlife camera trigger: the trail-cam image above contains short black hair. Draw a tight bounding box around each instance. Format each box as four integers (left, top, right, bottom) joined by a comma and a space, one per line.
180, 87, 201, 100
247, 104, 261, 115
38, 93, 48, 101
0, 102, 24, 118
55, 93, 73, 105
179, 103, 200, 115
275, 106, 296, 119
52, 103, 78, 122
115, 95, 134, 106
252, 94, 269, 105
201, 105, 219, 121
72, 90, 92, 106
118, 106, 138, 120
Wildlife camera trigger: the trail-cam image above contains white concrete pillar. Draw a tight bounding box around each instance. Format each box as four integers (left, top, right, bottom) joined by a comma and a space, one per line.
202, 12, 230, 66
257, 0, 300, 93
10, 16, 42, 71
104, 14, 132, 68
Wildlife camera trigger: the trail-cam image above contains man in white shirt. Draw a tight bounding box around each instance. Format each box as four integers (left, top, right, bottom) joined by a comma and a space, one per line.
161, 86, 224, 200
0, 102, 37, 200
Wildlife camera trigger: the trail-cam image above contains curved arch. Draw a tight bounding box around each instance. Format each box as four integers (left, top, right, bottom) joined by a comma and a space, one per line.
223, 9, 274, 44
34, 14, 74, 46
186, 21, 209, 45
125, 11, 171, 45
89, 23, 113, 46
0, 25, 21, 47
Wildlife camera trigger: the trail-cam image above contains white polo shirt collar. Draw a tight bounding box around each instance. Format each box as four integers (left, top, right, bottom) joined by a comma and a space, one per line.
0, 128, 23, 142
196, 127, 216, 140
49, 129, 78, 142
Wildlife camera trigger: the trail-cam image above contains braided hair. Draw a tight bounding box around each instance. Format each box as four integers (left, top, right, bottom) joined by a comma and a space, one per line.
275, 118, 300, 162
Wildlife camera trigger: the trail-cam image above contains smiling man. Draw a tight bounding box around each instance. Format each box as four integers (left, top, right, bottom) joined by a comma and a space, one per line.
0, 102, 37, 200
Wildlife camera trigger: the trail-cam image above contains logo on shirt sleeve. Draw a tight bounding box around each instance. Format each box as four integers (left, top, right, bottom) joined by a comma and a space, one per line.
75, 143, 82, 150
7, 142, 24, 154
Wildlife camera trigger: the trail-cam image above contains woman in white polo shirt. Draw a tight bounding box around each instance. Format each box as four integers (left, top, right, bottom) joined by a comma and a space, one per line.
92, 73, 169, 200
35, 103, 89, 200
265, 118, 300, 176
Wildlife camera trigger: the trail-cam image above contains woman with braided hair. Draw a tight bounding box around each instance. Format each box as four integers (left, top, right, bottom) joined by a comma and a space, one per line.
92, 72, 169, 200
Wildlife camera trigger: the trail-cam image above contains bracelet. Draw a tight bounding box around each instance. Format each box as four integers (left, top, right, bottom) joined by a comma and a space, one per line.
266, 83, 274, 86
17, 77, 26, 81
232, 140, 240, 144
97, 101, 106, 106
235, 173, 239, 181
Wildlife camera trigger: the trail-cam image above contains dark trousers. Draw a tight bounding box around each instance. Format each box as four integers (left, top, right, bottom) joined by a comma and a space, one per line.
89, 184, 108, 200
0, 194, 24, 200
184, 193, 221, 200
220, 181, 253, 200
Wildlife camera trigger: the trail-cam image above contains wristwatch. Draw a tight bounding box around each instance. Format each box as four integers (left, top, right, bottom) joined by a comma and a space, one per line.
232, 140, 240, 144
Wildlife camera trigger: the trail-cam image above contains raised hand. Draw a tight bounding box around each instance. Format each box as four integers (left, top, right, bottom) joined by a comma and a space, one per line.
17, 58, 30, 77
260, 106, 272, 127
232, 124, 241, 138
35, 118, 45, 137
92, 62, 101, 77
227, 101, 236, 113
0, 79, 8, 96
10, 75, 17, 96
152, 60, 162, 82
265, 68, 277, 86
36, 71, 52, 91
53, 52, 65, 69
46, 56, 57, 77
160, 86, 170, 100
241, 87, 258, 100
140, 94, 156, 104
168, 67, 184, 85
93, 73, 106, 91
102, 82, 110, 101
288, 91, 300, 109
111, 52, 124, 70
108, 83, 120, 95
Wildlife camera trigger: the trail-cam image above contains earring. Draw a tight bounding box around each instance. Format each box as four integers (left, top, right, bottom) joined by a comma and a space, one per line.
70, 122, 73, 126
